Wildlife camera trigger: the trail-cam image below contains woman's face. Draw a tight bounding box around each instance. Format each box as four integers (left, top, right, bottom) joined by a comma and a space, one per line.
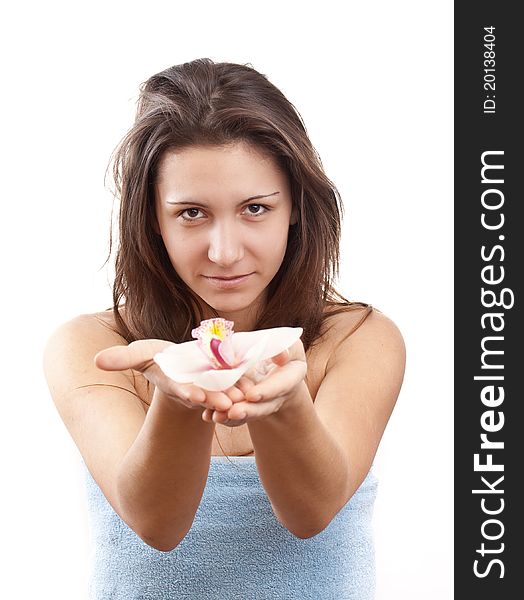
154, 141, 296, 330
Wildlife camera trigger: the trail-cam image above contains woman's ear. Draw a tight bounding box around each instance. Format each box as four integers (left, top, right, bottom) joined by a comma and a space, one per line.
290, 206, 298, 226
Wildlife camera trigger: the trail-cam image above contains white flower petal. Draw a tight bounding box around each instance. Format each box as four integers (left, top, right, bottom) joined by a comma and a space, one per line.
152, 325, 303, 392
153, 358, 207, 383
230, 330, 268, 357
239, 335, 268, 363
156, 340, 211, 371
192, 361, 253, 391
232, 327, 303, 362
258, 326, 303, 360
154, 341, 211, 383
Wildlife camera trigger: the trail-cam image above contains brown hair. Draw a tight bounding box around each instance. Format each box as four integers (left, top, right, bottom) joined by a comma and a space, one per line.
109, 58, 366, 350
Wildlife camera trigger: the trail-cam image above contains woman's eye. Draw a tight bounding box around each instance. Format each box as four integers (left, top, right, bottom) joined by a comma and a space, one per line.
180, 207, 204, 221
244, 204, 268, 216
179, 204, 269, 222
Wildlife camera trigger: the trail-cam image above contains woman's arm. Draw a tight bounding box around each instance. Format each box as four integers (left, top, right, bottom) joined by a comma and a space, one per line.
248, 381, 351, 539
221, 309, 406, 538
44, 314, 238, 551
112, 388, 216, 551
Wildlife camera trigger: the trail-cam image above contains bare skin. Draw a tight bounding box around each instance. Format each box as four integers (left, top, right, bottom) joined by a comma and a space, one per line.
44, 143, 405, 549
44, 305, 405, 549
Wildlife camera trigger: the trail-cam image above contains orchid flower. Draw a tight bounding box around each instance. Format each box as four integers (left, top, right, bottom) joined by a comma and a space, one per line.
153, 318, 303, 392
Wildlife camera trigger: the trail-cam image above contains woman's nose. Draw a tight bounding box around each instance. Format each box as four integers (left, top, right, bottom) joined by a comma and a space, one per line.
207, 222, 245, 266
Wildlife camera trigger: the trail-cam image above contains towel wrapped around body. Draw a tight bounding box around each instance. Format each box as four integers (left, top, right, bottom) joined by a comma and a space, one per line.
84, 456, 378, 600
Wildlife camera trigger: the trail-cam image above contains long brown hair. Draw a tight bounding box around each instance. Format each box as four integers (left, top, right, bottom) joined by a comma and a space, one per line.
109, 58, 364, 350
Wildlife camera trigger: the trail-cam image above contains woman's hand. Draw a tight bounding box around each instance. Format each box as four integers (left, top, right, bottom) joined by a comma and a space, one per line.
202, 339, 307, 426
94, 339, 244, 413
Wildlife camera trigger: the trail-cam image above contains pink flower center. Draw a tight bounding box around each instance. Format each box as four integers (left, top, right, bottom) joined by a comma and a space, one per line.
210, 338, 233, 369
191, 318, 237, 370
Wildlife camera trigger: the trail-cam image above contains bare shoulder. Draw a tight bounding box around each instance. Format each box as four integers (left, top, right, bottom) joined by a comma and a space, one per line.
44, 311, 127, 388
43, 311, 148, 513
44, 309, 148, 404
322, 305, 405, 363
45, 310, 124, 349
318, 305, 406, 418
313, 306, 405, 491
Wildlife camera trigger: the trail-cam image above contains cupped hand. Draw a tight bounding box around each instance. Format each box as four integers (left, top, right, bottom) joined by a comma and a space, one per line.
202, 339, 307, 426
94, 339, 243, 413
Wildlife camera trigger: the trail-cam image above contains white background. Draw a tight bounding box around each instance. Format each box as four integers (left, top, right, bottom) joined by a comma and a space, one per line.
1, 1, 453, 598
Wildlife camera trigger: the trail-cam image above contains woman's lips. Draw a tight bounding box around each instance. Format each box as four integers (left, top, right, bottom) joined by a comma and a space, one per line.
203, 273, 254, 289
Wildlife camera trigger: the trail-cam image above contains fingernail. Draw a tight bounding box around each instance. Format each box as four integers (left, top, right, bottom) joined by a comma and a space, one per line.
238, 412, 247, 420
249, 394, 262, 402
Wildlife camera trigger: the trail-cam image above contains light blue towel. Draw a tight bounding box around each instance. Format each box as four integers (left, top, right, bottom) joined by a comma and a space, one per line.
84, 456, 378, 599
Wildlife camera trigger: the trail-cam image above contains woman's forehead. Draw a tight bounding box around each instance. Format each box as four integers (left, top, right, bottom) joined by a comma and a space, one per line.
156, 142, 288, 192
158, 141, 272, 169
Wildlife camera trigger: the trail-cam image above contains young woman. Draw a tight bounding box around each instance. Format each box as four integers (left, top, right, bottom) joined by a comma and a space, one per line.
44, 58, 405, 599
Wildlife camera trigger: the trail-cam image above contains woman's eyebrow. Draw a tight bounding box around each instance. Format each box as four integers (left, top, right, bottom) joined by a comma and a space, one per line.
166, 191, 280, 207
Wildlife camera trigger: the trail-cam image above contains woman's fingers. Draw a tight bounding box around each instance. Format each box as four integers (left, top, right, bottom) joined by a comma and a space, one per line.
205, 400, 278, 425
226, 396, 285, 422
171, 383, 207, 405
95, 339, 171, 371
200, 385, 244, 414
94, 340, 304, 415
95, 340, 238, 411
232, 376, 256, 397
269, 349, 291, 367
203, 390, 234, 412
159, 386, 232, 411
204, 359, 307, 425
212, 410, 232, 424
225, 385, 245, 403
243, 360, 307, 403
202, 408, 247, 427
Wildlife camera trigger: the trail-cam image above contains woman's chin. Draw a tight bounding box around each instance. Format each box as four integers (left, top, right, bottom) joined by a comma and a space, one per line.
197, 294, 264, 321
205, 301, 252, 317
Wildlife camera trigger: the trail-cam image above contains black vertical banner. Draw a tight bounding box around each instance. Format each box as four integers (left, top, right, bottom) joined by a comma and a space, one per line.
455, 3, 523, 597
